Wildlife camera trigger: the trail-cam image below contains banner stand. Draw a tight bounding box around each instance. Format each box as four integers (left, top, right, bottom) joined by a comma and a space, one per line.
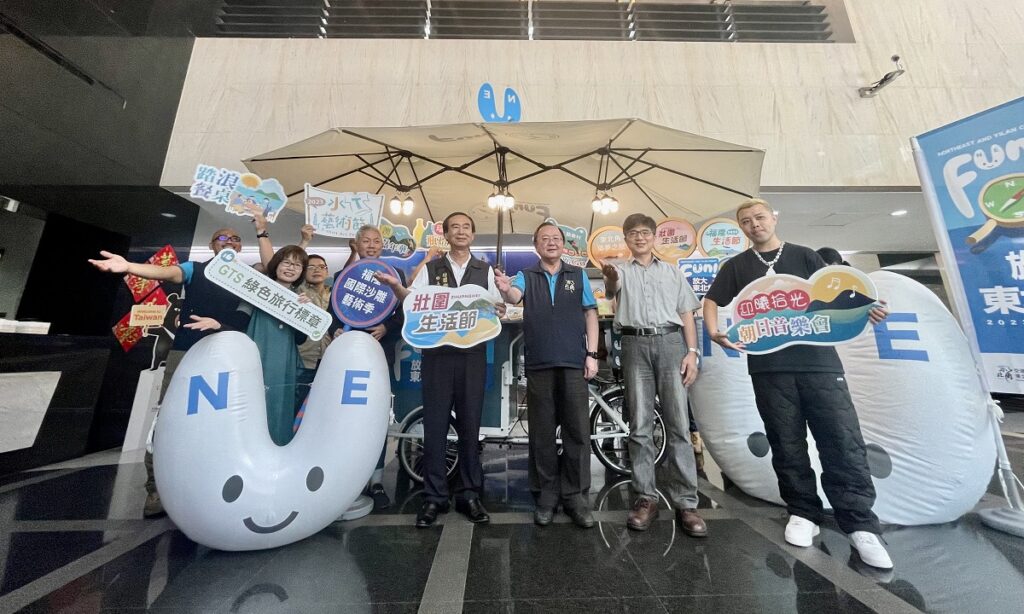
913, 138, 1024, 537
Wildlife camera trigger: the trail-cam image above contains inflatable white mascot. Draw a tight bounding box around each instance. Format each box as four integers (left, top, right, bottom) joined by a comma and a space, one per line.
154, 330, 390, 551
692, 271, 995, 525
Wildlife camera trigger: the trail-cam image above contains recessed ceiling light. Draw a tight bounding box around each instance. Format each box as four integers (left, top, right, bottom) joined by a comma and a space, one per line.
160, 212, 177, 218
890, 209, 908, 217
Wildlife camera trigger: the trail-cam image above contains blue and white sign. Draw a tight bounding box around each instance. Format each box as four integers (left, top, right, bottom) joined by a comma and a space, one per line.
912, 96, 1024, 393
678, 257, 720, 297
477, 83, 521, 123
331, 259, 400, 329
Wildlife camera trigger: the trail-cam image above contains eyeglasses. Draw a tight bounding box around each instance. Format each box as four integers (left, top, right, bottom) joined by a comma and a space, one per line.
538, 237, 564, 244
214, 234, 242, 243
279, 261, 304, 270
625, 229, 653, 239
306, 264, 328, 271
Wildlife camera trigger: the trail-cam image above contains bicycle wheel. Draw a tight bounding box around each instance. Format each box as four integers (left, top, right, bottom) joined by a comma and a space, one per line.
590, 388, 666, 476
397, 408, 460, 483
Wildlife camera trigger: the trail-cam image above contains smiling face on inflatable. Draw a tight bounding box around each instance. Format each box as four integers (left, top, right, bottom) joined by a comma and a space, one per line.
154, 331, 391, 551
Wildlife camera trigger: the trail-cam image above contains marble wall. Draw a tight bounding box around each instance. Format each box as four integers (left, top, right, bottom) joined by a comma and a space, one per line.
160, 0, 1024, 189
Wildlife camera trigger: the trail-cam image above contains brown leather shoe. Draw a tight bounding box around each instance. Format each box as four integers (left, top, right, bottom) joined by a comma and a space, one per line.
627, 497, 659, 531
677, 508, 708, 537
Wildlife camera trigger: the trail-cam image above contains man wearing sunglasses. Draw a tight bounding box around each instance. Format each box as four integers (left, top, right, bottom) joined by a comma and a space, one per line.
89, 217, 273, 518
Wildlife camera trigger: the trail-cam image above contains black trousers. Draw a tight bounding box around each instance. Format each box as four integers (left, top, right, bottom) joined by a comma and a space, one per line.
751, 372, 881, 534
526, 367, 592, 510
421, 352, 486, 504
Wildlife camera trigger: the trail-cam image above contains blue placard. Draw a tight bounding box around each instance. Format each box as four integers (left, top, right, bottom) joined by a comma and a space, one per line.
913, 97, 1024, 392
678, 257, 721, 297
331, 259, 400, 328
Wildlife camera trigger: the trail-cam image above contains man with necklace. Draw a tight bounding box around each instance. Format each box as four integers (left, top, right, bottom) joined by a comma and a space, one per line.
703, 198, 893, 570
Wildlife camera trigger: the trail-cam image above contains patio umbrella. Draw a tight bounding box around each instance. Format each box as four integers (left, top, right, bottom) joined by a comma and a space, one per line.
243, 118, 764, 255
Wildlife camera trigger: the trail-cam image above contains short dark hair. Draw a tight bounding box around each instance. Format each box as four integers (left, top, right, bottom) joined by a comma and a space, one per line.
266, 245, 309, 285
443, 212, 475, 233
816, 247, 848, 266
307, 254, 327, 265
532, 221, 565, 243
622, 213, 656, 234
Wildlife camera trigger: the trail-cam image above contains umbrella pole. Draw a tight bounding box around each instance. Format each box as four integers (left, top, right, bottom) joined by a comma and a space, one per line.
495, 206, 505, 270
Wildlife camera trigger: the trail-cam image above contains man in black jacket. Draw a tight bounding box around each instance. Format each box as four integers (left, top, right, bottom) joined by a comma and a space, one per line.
377, 212, 504, 527
495, 222, 600, 528
703, 198, 893, 569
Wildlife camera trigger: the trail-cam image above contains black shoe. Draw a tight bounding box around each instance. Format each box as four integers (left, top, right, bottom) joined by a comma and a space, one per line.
415, 501, 448, 528
455, 498, 490, 523
369, 483, 391, 510
566, 507, 595, 529
534, 506, 554, 526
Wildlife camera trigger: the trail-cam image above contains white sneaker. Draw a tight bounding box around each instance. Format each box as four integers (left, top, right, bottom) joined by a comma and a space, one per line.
849, 531, 894, 569
784, 515, 820, 547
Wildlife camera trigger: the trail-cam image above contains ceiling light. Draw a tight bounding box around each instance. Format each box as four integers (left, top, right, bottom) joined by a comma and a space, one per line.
160, 212, 177, 218
890, 209, 908, 217
389, 195, 401, 215
402, 196, 415, 216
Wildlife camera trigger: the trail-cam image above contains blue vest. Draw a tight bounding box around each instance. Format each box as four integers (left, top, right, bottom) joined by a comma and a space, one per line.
422, 255, 492, 356
521, 263, 587, 371
173, 260, 241, 351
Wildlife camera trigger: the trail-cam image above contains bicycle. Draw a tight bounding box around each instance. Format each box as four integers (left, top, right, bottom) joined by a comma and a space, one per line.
394, 331, 668, 483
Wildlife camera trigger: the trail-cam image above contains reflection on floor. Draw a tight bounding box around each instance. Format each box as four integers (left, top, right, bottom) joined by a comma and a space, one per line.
0, 423, 1023, 613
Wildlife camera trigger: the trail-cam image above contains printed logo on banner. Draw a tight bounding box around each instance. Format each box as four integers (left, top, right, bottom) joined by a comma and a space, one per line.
543, 217, 589, 268
331, 259, 400, 329
678, 257, 721, 297
587, 226, 630, 268
129, 304, 168, 328
379, 218, 450, 260
123, 245, 179, 302
724, 265, 878, 354
478, 83, 521, 123
402, 285, 501, 349
654, 218, 698, 261
191, 165, 288, 223
112, 288, 169, 352
697, 218, 749, 259
304, 185, 384, 239
913, 96, 1024, 393
204, 249, 331, 340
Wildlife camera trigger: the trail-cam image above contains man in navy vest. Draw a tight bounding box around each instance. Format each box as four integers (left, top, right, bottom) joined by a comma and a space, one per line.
377, 212, 504, 527
89, 219, 272, 517
495, 222, 600, 528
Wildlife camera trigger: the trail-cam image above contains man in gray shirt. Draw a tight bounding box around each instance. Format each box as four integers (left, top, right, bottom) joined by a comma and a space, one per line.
602, 213, 706, 536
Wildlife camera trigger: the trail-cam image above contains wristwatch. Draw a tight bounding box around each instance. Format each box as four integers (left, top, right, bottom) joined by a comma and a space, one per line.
586, 351, 599, 359
256, 231, 270, 239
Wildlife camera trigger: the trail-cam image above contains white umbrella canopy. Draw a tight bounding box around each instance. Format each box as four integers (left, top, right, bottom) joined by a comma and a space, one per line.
243, 118, 764, 237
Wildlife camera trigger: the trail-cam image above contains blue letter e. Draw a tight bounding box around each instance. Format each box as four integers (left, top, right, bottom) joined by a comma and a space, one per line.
187, 372, 230, 415
342, 370, 371, 405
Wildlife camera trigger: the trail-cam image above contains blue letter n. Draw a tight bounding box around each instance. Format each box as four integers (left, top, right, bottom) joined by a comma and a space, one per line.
187, 372, 230, 415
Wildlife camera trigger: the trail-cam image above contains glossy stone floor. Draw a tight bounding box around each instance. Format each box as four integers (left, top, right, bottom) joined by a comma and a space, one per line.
2, 420, 1024, 613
